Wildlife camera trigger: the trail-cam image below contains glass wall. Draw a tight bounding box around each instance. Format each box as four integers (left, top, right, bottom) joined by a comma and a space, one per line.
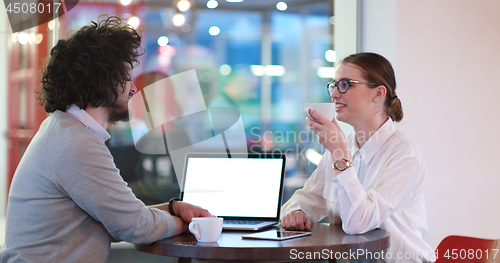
47, 0, 335, 204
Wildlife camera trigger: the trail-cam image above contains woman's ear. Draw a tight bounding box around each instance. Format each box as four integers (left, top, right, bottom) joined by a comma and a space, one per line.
374, 85, 387, 102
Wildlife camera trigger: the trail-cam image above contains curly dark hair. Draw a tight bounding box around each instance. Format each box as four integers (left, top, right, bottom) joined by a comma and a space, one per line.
38, 15, 144, 113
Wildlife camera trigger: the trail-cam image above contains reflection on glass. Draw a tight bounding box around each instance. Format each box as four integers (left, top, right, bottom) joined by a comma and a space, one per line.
54, 0, 333, 205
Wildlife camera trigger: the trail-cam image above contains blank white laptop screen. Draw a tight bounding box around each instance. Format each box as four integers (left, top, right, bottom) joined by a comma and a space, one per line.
181, 156, 284, 218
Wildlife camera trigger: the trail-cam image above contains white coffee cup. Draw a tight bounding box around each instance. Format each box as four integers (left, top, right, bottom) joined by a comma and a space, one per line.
188, 217, 224, 242
304, 103, 335, 121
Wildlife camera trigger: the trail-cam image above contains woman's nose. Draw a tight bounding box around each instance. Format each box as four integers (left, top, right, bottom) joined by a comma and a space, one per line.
330, 87, 341, 102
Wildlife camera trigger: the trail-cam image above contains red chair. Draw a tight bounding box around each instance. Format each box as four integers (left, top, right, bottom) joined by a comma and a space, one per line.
434, 235, 500, 262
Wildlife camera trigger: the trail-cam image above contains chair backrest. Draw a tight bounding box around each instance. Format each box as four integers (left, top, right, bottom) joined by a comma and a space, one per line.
435, 235, 500, 263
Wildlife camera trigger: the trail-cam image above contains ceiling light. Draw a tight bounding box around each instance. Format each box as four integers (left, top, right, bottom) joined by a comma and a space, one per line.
11, 33, 18, 43
276, 2, 287, 11
206, 0, 218, 9
249, 65, 286, 76
177, 0, 191, 12
120, 0, 132, 6
127, 16, 140, 29
35, 33, 43, 45
219, 64, 232, 75
208, 26, 220, 36
47, 20, 60, 30
250, 65, 265, 77
29, 33, 35, 44
157, 36, 169, 46
317, 67, 336, 79
18, 32, 29, 45
226, 0, 243, 2
265, 65, 286, 76
172, 13, 186, 26
325, 50, 336, 63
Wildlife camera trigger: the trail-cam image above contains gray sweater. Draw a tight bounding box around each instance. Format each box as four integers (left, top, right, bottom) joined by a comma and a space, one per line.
1, 111, 176, 263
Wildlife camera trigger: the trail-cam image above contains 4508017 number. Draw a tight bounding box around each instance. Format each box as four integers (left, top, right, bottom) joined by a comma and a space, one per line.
6, 3, 62, 14
443, 248, 499, 260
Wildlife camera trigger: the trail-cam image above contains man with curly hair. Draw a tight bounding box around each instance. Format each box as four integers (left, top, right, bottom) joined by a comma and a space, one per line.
1, 16, 210, 263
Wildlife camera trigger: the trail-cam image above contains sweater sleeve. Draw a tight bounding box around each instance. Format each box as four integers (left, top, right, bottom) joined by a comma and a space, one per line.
47, 131, 177, 244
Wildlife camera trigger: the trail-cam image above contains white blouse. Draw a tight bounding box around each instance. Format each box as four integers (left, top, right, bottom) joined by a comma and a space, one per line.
282, 119, 433, 262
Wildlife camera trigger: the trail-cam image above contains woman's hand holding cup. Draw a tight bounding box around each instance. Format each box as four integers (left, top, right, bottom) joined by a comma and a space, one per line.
306, 106, 351, 161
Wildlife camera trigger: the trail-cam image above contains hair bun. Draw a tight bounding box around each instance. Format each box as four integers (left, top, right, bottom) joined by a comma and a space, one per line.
388, 95, 403, 122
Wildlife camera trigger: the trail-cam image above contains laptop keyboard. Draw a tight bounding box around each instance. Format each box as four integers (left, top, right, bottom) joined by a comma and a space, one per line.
224, 220, 263, 225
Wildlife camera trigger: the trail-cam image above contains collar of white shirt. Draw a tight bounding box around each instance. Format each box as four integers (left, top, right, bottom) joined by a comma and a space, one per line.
351, 118, 396, 165
66, 104, 111, 143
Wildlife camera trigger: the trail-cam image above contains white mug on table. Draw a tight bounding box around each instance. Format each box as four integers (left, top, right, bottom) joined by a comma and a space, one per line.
188, 217, 223, 242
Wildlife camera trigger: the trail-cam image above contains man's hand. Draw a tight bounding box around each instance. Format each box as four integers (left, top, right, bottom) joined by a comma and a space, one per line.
281, 210, 312, 231
149, 201, 212, 235
172, 201, 212, 223
172, 216, 188, 236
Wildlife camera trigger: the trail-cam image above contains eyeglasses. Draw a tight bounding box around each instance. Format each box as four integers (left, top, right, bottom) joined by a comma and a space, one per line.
327, 79, 376, 95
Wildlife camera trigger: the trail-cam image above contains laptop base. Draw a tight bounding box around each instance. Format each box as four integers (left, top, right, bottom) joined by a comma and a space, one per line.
223, 221, 278, 231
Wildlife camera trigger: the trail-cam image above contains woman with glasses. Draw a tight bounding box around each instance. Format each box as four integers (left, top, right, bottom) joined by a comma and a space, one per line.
281, 52, 432, 262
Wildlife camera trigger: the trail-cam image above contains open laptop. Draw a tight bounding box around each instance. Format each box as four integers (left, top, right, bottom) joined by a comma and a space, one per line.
180, 152, 286, 231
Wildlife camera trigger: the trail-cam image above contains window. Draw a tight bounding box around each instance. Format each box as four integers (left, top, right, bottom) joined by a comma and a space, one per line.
63, 0, 334, 203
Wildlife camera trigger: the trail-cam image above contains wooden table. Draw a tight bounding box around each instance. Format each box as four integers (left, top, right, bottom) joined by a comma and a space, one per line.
133, 223, 390, 263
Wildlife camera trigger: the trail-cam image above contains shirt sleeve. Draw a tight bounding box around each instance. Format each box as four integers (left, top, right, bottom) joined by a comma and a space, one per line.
331, 153, 423, 235
281, 153, 330, 223
48, 133, 177, 244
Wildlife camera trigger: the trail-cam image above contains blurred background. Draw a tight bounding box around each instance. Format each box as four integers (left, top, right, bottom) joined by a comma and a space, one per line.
3, 0, 337, 205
